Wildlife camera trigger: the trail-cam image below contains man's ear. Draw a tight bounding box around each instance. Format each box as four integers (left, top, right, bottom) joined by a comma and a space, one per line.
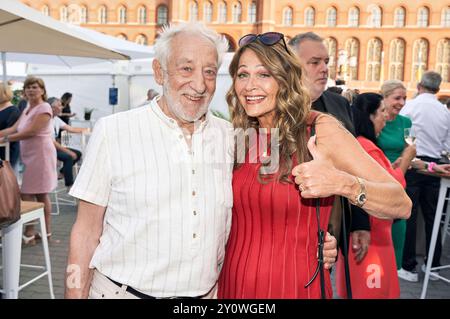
153, 59, 164, 85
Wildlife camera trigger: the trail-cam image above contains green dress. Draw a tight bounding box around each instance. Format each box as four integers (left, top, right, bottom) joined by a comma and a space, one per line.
377, 114, 412, 270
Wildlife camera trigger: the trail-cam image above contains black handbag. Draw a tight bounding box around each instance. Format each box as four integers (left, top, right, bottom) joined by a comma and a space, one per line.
0, 159, 21, 228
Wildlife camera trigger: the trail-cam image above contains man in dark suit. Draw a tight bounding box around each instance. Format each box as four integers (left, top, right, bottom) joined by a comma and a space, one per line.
289, 32, 370, 265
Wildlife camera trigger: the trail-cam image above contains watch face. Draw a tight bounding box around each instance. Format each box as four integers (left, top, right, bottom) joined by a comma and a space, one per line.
358, 193, 367, 204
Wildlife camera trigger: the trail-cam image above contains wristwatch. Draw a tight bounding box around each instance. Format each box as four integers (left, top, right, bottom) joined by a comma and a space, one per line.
354, 177, 367, 207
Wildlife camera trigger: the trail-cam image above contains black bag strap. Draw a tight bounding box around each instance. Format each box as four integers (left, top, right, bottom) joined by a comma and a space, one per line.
303, 111, 326, 299
305, 111, 352, 299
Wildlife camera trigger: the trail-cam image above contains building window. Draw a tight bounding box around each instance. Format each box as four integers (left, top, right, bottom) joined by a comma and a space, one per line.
412, 38, 429, 82
135, 34, 147, 45
248, 1, 257, 23
344, 38, 359, 80
326, 7, 337, 27
80, 6, 88, 24
283, 7, 293, 26
436, 39, 449, 82
324, 38, 337, 79
417, 7, 429, 27
218, 2, 227, 23
138, 6, 147, 24
157, 5, 168, 25
98, 6, 107, 24
368, 5, 382, 27
204, 2, 213, 23
348, 7, 359, 27
189, 1, 198, 22
60, 6, 68, 22
232, 2, 242, 23
41, 5, 49, 16
441, 7, 450, 27
366, 38, 382, 81
118, 6, 127, 24
304, 7, 315, 27
389, 38, 405, 81
117, 34, 127, 41
394, 7, 405, 27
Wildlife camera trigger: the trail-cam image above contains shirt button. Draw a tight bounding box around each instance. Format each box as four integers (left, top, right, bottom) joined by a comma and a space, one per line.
192, 169, 195, 174
193, 233, 197, 239
192, 191, 196, 196
179, 135, 183, 139
193, 210, 197, 216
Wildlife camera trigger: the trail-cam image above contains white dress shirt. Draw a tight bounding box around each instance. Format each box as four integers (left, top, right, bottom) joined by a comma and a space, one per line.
69, 97, 234, 297
400, 93, 450, 158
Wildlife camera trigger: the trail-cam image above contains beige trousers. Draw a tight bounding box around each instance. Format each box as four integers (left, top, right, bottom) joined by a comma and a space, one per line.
89, 269, 217, 299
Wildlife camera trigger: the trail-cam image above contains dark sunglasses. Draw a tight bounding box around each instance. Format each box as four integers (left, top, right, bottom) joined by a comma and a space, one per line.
238, 32, 290, 54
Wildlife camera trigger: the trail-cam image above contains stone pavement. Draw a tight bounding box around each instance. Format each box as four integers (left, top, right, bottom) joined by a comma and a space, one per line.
1, 189, 449, 299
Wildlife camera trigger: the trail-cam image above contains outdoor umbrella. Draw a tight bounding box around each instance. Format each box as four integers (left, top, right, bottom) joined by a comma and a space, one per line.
0, 0, 130, 82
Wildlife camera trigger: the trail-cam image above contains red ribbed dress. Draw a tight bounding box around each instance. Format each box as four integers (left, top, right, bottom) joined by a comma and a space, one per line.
218, 122, 334, 299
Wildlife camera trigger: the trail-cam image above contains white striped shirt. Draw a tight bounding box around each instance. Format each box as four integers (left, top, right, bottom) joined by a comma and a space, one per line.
69, 98, 234, 297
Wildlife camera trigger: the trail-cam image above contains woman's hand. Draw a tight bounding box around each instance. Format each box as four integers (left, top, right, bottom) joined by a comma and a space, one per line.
433, 164, 450, 175
292, 136, 353, 198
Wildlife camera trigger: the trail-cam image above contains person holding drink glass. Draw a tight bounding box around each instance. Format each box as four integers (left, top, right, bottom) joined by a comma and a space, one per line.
398, 71, 450, 281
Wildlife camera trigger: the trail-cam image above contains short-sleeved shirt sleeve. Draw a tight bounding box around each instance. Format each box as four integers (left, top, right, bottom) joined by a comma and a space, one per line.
69, 118, 112, 206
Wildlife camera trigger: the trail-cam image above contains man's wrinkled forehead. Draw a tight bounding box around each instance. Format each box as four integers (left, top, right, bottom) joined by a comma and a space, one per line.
168, 32, 218, 66
296, 40, 328, 59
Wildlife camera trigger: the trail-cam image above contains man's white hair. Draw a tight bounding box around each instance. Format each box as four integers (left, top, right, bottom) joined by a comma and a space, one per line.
154, 22, 229, 70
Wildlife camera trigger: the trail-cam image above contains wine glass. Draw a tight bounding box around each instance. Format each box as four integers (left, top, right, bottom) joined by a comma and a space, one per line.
404, 127, 419, 163
404, 127, 416, 146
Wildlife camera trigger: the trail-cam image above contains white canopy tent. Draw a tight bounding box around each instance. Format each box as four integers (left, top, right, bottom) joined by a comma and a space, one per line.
0, 0, 132, 82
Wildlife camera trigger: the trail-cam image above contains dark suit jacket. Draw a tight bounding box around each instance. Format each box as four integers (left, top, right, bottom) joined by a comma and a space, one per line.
311, 90, 370, 236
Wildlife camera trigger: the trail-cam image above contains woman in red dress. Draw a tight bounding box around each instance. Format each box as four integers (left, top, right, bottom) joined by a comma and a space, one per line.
217, 33, 413, 299
335, 93, 416, 298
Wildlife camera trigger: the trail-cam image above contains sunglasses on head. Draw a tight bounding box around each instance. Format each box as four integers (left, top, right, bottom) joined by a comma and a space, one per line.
238, 32, 290, 54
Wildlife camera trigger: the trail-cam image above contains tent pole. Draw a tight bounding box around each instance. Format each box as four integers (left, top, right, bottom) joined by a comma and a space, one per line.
2, 52, 7, 83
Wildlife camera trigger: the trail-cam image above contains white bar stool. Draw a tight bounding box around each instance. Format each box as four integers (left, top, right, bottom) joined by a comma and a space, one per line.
1, 201, 55, 299
421, 175, 450, 299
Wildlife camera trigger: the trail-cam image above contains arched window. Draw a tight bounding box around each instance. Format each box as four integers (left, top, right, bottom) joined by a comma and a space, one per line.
248, 1, 257, 23
80, 6, 88, 24
232, 2, 242, 23
138, 6, 147, 24
417, 7, 429, 27
304, 7, 315, 26
344, 38, 359, 80
218, 2, 227, 23
135, 34, 147, 45
436, 39, 449, 82
348, 7, 359, 27
394, 7, 405, 27
157, 5, 168, 25
60, 6, 68, 22
41, 5, 49, 16
324, 38, 337, 79
366, 38, 382, 81
368, 5, 382, 27
412, 38, 429, 82
189, 1, 198, 22
283, 7, 293, 26
204, 1, 213, 23
441, 7, 450, 27
117, 34, 127, 40
118, 6, 127, 24
326, 7, 337, 27
389, 38, 405, 80
98, 6, 107, 24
